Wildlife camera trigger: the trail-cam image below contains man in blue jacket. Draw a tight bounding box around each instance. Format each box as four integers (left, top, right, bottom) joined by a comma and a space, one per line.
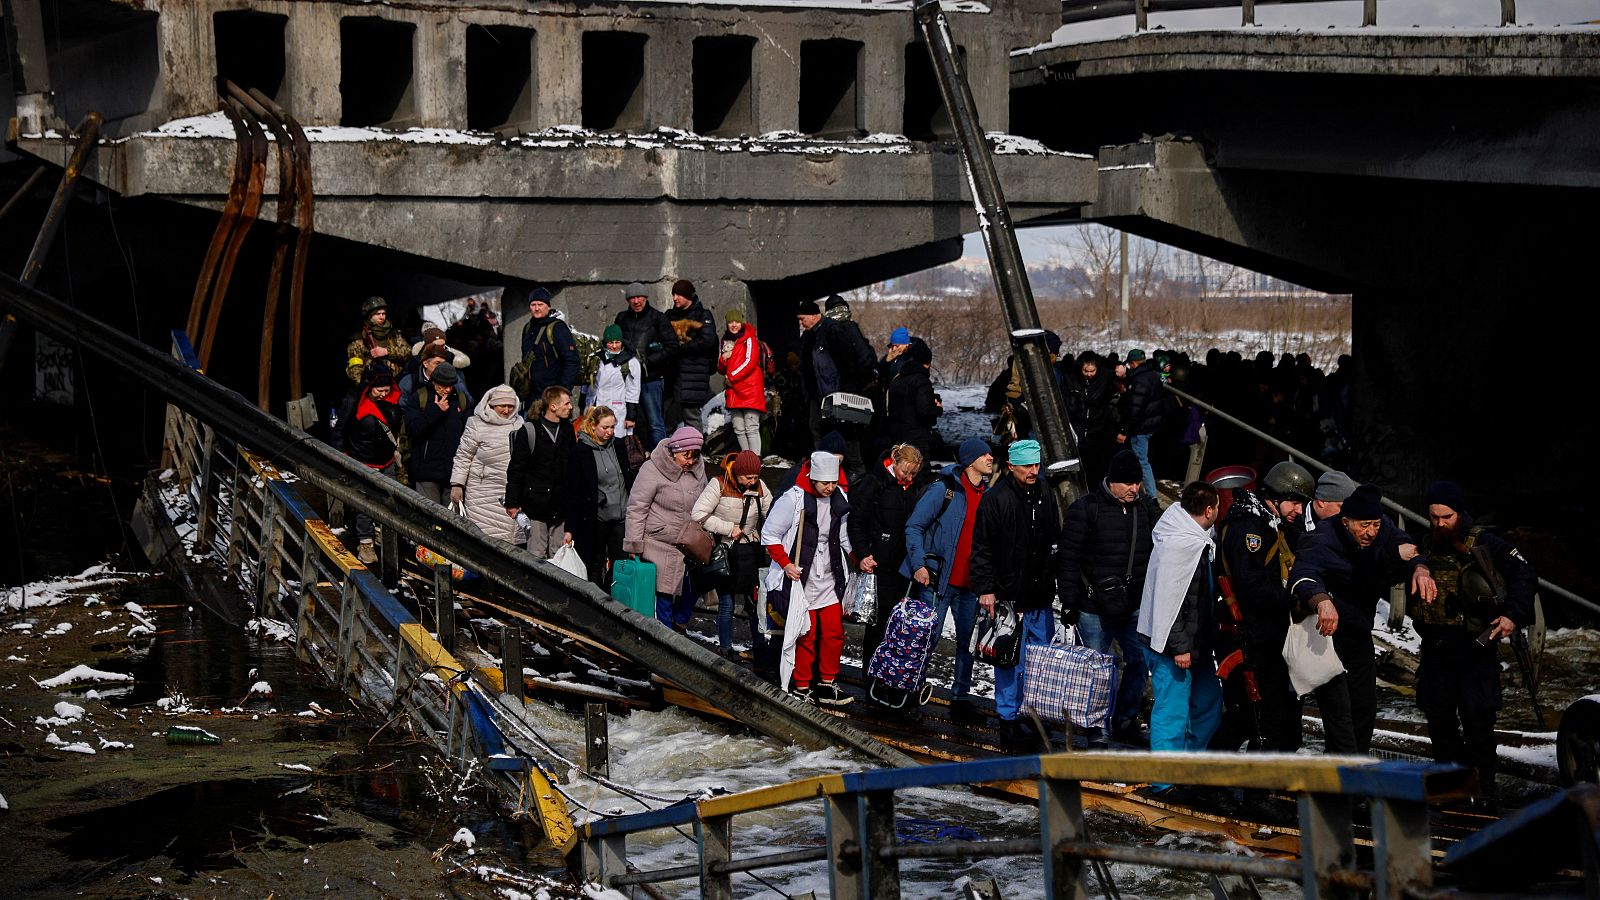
517, 286, 580, 407
901, 438, 994, 722
1289, 483, 1436, 753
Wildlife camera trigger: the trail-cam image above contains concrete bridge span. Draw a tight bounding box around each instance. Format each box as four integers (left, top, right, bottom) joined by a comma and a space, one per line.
1009, 27, 1600, 503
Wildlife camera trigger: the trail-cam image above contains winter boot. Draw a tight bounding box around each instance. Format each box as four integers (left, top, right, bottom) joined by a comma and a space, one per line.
357, 539, 378, 565
812, 680, 854, 707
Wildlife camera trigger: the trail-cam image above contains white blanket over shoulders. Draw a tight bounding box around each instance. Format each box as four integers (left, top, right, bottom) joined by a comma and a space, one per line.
1137, 502, 1216, 654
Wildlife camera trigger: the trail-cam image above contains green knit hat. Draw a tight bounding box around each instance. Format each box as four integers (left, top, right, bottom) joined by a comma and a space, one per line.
725, 308, 746, 324
602, 324, 623, 343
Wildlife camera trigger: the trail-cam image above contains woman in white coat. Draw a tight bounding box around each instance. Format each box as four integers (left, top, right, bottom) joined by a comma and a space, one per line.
591, 324, 642, 438
692, 449, 773, 658
759, 451, 854, 706
448, 384, 524, 544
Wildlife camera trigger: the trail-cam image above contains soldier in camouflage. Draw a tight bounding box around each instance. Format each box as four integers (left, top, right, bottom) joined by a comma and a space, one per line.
1416, 480, 1536, 802
345, 296, 413, 384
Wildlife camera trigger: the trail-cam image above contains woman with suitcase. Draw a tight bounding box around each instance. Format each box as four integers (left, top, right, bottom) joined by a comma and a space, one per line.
692, 450, 772, 659
623, 427, 709, 629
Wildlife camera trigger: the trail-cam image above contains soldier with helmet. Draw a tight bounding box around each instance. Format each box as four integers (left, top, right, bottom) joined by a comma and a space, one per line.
346, 296, 413, 384
1415, 480, 1536, 802
1209, 460, 1317, 753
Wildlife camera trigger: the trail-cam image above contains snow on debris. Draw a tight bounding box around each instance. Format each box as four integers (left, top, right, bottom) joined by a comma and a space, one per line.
452, 827, 477, 848
1, 565, 139, 612
130, 114, 1083, 159
45, 732, 96, 754
246, 618, 295, 642
37, 665, 134, 689
276, 763, 315, 773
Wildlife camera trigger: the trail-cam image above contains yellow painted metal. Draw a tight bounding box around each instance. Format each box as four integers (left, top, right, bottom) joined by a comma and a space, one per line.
398, 621, 471, 685
304, 519, 362, 575
697, 774, 847, 819
1038, 751, 1373, 792
525, 764, 578, 853
238, 447, 290, 481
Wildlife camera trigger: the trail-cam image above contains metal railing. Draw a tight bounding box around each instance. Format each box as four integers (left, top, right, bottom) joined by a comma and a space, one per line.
158, 330, 578, 850
581, 750, 1475, 899
1061, 0, 1522, 30
1165, 382, 1600, 618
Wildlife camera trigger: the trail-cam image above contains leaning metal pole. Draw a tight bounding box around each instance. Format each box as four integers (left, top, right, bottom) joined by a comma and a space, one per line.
912, 0, 1081, 503
0, 111, 102, 368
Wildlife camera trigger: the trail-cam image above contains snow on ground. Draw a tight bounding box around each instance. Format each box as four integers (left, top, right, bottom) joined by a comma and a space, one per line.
1, 564, 140, 612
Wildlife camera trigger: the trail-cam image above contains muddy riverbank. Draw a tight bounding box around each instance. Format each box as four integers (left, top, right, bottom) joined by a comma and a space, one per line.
0, 570, 587, 899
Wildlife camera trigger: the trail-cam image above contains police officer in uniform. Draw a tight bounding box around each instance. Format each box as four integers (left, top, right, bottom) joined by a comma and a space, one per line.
1415, 480, 1536, 801
1210, 460, 1316, 753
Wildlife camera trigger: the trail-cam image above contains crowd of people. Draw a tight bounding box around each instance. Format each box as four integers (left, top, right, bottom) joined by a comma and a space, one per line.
329, 285, 1529, 805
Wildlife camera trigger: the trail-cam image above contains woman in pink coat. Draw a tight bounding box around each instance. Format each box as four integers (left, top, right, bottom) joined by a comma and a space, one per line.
622, 426, 708, 628
717, 310, 767, 454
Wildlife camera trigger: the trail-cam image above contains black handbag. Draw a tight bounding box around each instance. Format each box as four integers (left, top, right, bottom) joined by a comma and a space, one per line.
1084, 502, 1139, 619
726, 494, 767, 591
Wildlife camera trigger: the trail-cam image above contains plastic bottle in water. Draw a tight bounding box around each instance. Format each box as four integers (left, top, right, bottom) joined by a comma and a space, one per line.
165, 725, 221, 746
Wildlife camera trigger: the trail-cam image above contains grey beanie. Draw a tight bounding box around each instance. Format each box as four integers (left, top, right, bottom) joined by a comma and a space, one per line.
1315, 470, 1357, 502
624, 282, 648, 299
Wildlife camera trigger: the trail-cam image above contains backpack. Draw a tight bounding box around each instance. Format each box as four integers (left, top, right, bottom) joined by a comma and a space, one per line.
509, 355, 534, 401
758, 340, 778, 380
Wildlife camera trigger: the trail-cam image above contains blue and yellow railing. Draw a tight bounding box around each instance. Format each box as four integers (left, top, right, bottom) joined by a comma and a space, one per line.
581, 751, 1475, 900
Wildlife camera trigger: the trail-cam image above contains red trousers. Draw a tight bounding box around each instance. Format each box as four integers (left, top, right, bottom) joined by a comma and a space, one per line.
793, 603, 844, 689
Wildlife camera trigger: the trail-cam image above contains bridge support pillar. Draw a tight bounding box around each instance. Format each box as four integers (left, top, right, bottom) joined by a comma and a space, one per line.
1371, 799, 1431, 899
1040, 777, 1091, 900
1298, 793, 1357, 900
698, 814, 734, 900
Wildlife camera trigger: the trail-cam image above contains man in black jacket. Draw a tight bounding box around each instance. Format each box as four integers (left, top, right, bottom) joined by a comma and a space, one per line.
970, 439, 1059, 750
505, 386, 576, 560
797, 297, 877, 472
1116, 349, 1164, 499
1415, 480, 1537, 800
665, 279, 716, 431
1211, 460, 1316, 753
1057, 450, 1158, 743
402, 362, 470, 507
1063, 352, 1115, 485
883, 339, 941, 455
1289, 483, 1436, 753
614, 282, 678, 448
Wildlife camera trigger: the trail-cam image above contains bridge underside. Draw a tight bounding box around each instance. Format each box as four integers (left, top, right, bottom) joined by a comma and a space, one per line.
1009, 29, 1600, 510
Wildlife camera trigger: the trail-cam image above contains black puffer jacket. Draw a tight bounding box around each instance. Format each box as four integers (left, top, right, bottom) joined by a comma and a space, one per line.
614, 304, 678, 382
846, 453, 934, 576
1064, 367, 1115, 437
969, 474, 1060, 612
1056, 481, 1158, 619
667, 299, 717, 408
883, 365, 941, 452
1116, 362, 1166, 436
504, 417, 575, 523
1288, 513, 1421, 638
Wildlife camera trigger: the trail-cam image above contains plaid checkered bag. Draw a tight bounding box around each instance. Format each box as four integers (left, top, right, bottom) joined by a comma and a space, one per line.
1022, 641, 1118, 728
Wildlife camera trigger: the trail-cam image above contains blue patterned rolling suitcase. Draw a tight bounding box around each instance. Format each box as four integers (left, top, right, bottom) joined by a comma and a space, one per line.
865, 598, 939, 709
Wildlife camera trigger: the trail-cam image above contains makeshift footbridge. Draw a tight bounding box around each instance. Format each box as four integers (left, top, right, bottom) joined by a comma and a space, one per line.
0, 271, 914, 847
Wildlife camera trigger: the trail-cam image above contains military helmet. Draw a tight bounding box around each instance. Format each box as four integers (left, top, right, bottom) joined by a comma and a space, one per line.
361, 296, 389, 318
1262, 461, 1316, 502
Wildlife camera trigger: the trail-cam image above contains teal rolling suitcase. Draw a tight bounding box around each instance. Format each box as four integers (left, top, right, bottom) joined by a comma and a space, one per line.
610, 558, 657, 617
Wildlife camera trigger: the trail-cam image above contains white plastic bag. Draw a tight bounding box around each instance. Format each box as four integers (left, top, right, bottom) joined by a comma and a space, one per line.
1282, 615, 1346, 696
550, 543, 588, 580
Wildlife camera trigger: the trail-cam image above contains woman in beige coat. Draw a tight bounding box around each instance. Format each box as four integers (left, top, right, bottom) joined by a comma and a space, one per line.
623, 426, 707, 629
693, 450, 773, 657
448, 385, 524, 544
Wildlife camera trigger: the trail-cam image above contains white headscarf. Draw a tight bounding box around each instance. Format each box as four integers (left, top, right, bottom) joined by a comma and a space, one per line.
475, 384, 524, 427
1137, 501, 1217, 654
